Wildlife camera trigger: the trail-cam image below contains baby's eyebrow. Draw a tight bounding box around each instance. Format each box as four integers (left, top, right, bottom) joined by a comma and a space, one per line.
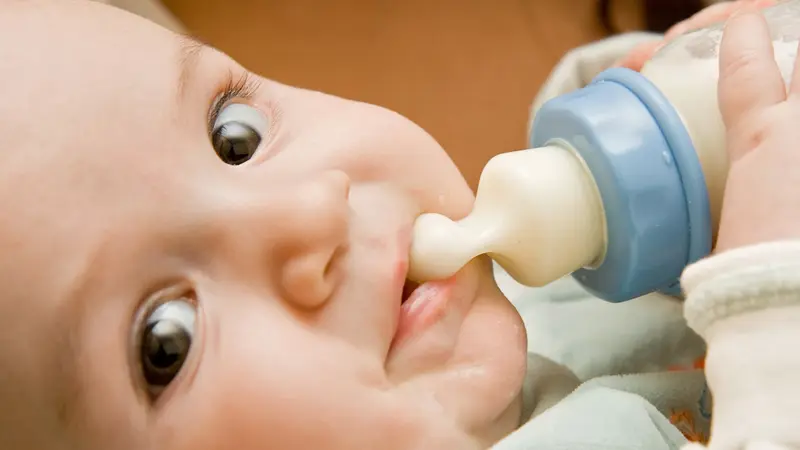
176, 35, 207, 99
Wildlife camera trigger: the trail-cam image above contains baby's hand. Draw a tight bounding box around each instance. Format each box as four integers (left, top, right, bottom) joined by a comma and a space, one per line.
714, 8, 800, 253
615, 0, 774, 71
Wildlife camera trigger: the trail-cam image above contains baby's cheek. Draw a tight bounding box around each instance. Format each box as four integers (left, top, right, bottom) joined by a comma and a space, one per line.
169, 378, 409, 450
154, 315, 408, 449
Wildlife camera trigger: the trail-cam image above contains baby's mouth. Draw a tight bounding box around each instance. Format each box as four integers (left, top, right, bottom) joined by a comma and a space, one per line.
401, 280, 420, 304
389, 275, 465, 358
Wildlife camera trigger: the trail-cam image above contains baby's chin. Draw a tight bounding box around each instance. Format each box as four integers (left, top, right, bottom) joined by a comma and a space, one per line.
387, 258, 528, 445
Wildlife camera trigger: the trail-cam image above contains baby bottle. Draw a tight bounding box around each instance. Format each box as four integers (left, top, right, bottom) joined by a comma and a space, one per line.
409, 0, 800, 302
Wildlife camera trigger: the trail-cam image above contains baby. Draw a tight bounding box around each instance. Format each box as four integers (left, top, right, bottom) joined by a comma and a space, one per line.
1, 1, 799, 449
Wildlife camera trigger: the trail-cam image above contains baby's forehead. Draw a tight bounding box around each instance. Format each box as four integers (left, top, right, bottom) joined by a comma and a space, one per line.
0, 1, 184, 147
0, 1, 197, 218
0, 1, 185, 251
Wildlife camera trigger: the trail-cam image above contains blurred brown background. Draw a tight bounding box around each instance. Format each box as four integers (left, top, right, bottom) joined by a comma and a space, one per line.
158, 0, 692, 188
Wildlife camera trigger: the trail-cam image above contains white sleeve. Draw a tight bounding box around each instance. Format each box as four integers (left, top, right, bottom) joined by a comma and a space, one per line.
680, 241, 800, 450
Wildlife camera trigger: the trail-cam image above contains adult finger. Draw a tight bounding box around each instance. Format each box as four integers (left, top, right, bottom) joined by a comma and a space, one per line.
718, 8, 785, 130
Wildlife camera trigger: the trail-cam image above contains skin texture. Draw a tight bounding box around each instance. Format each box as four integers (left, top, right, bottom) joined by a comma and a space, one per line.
0, 1, 527, 449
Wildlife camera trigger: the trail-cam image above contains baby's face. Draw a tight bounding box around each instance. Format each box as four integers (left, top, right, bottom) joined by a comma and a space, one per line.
0, 2, 526, 449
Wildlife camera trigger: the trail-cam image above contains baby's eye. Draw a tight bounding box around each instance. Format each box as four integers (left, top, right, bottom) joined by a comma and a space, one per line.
211, 103, 269, 165
139, 298, 197, 399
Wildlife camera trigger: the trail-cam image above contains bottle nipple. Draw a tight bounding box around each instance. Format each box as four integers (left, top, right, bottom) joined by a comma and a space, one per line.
408, 145, 607, 287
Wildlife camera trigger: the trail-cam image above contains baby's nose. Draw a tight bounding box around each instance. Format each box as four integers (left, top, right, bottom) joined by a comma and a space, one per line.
273, 170, 351, 309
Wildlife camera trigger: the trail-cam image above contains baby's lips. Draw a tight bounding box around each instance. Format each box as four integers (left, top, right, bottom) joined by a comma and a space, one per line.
395, 277, 456, 344
387, 278, 465, 373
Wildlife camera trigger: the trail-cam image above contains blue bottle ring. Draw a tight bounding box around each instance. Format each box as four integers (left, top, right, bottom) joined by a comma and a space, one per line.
529, 68, 712, 302
596, 68, 712, 278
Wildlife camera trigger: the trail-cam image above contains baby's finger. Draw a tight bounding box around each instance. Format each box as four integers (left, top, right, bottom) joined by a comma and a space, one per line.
665, 0, 774, 40
789, 40, 800, 96
614, 41, 662, 71
718, 9, 785, 130
666, 2, 738, 39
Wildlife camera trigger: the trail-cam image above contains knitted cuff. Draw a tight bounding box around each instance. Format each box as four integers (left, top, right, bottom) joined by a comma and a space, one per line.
681, 241, 800, 338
